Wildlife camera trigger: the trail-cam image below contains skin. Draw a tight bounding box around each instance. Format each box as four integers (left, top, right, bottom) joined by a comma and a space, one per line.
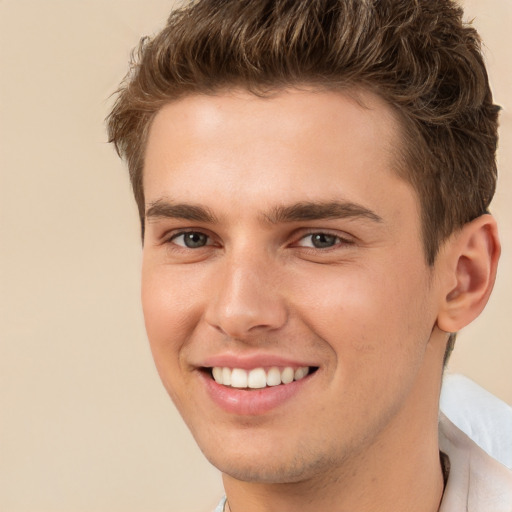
140, 88, 499, 512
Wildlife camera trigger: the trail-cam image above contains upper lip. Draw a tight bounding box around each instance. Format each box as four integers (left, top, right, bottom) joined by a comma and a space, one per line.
197, 352, 318, 370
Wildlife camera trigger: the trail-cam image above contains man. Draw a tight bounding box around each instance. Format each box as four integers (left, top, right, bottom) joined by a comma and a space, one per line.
107, 1, 512, 510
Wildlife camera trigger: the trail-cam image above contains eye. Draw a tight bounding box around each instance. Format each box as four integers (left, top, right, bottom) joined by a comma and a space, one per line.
171, 231, 210, 248
296, 232, 349, 249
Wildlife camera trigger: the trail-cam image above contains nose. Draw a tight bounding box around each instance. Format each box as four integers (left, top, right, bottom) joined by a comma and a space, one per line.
204, 253, 288, 340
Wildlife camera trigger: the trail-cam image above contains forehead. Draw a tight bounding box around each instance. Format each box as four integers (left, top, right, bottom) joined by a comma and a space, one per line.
145, 88, 402, 161
143, 88, 415, 223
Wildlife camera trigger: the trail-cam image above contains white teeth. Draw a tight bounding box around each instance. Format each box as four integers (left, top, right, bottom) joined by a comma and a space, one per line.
222, 367, 231, 386
281, 367, 294, 384
212, 367, 223, 383
211, 366, 311, 388
231, 368, 248, 388
294, 367, 308, 380
266, 367, 281, 387
247, 368, 267, 389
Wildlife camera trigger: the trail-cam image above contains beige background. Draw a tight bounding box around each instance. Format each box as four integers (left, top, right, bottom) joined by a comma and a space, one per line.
0, 1, 510, 511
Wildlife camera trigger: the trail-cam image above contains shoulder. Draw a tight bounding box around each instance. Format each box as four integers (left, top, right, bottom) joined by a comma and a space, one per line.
440, 373, 511, 468
438, 374, 512, 512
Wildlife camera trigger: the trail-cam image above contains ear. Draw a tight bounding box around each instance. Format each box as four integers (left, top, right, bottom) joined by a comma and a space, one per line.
436, 214, 500, 333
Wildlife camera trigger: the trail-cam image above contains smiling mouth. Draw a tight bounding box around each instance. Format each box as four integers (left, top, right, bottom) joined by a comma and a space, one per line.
205, 366, 318, 389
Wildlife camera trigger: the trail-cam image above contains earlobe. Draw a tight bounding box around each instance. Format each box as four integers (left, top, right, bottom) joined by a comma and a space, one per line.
437, 214, 500, 334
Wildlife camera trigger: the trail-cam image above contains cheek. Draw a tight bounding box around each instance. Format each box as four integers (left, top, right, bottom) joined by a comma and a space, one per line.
291, 263, 437, 428
291, 260, 435, 360
140, 267, 204, 414
141, 265, 202, 370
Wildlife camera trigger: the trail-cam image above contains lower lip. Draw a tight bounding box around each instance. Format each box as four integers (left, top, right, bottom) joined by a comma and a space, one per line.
200, 371, 312, 415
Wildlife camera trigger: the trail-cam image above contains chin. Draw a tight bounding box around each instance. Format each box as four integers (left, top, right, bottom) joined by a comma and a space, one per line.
201, 442, 342, 484
212, 459, 311, 484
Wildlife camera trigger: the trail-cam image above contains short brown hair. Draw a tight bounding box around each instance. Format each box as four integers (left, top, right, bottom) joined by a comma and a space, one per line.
107, 0, 499, 265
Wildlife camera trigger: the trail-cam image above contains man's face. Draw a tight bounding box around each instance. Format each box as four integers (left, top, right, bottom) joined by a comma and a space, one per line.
141, 89, 447, 484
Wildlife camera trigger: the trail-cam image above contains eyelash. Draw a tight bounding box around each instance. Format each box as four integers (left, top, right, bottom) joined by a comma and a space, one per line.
165, 229, 354, 251
167, 230, 215, 249
295, 231, 354, 250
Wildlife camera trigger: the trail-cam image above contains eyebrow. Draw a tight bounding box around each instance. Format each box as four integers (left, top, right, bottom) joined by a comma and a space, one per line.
145, 198, 382, 225
145, 199, 218, 223
264, 201, 383, 224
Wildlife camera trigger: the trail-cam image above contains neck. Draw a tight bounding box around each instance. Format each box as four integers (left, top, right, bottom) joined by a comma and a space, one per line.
223, 340, 446, 512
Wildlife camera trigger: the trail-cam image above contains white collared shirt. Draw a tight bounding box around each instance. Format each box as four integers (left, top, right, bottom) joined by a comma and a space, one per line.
439, 412, 512, 511
439, 374, 512, 511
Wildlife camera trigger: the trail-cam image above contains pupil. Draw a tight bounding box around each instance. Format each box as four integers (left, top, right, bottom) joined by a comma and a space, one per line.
312, 233, 336, 248
185, 232, 207, 248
